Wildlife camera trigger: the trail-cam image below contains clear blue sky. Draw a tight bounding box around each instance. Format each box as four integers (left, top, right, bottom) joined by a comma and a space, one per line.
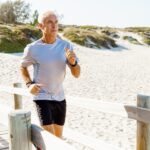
1, 0, 150, 27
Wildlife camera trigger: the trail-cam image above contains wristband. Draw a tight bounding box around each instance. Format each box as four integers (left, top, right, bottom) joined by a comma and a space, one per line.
69, 60, 78, 67
26, 81, 34, 88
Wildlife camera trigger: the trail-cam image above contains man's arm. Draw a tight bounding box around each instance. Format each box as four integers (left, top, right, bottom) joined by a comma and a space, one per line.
20, 66, 41, 95
67, 64, 80, 78
65, 48, 81, 78
20, 66, 32, 84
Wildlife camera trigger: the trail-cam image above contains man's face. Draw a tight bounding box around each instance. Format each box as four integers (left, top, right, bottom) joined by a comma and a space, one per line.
41, 14, 58, 36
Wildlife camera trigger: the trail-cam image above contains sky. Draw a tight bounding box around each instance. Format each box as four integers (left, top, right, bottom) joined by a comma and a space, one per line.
0, 0, 150, 27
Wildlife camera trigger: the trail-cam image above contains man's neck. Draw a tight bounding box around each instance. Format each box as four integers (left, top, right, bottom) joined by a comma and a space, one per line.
41, 34, 57, 44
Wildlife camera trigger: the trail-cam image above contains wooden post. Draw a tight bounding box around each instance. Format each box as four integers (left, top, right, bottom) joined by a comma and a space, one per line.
137, 94, 150, 150
9, 110, 32, 150
13, 83, 22, 109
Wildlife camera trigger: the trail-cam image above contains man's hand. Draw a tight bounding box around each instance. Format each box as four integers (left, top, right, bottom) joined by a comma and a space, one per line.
65, 48, 76, 65
28, 84, 44, 95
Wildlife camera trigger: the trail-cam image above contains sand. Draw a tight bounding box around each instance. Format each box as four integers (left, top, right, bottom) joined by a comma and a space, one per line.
0, 32, 150, 149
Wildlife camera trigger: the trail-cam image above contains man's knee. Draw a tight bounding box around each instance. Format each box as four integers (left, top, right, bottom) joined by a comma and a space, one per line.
42, 124, 54, 134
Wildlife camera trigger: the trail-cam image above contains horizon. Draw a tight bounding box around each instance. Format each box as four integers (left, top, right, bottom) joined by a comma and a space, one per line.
0, 0, 150, 28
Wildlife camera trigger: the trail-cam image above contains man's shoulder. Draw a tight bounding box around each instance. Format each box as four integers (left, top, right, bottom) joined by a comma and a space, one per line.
57, 38, 71, 46
25, 39, 42, 50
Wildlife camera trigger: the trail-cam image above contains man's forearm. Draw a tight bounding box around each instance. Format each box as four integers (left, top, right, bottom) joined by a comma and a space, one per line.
20, 66, 32, 84
70, 64, 80, 78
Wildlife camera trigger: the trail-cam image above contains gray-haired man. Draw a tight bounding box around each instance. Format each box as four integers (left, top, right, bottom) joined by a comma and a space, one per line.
20, 10, 80, 139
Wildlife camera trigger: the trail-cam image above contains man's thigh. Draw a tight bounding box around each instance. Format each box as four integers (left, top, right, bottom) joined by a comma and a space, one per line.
34, 100, 53, 125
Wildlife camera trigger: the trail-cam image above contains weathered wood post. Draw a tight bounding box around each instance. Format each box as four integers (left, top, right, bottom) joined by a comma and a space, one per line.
125, 94, 150, 150
9, 110, 32, 150
13, 83, 22, 109
137, 94, 150, 150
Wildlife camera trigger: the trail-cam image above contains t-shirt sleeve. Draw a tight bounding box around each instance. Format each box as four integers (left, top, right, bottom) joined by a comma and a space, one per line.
20, 45, 36, 67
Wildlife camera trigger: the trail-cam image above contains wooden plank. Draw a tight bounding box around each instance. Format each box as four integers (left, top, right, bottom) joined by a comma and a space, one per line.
31, 124, 77, 150
0, 144, 9, 149
64, 127, 121, 150
0, 85, 128, 117
136, 94, 150, 150
0, 85, 30, 97
0, 123, 9, 150
124, 105, 150, 123
0, 104, 13, 126
31, 115, 122, 150
67, 96, 127, 117
0, 134, 8, 140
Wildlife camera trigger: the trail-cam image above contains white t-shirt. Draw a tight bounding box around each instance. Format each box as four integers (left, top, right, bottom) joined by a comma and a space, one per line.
21, 38, 77, 101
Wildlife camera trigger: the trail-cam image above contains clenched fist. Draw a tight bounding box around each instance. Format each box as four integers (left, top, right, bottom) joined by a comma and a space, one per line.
28, 84, 44, 95
65, 48, 76, 65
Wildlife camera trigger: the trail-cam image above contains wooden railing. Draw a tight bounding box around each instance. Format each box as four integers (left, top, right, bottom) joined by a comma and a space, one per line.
1, 83, 150, 150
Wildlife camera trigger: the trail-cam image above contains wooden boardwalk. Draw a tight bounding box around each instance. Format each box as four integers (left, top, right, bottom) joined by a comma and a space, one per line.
0, 124, 9, 150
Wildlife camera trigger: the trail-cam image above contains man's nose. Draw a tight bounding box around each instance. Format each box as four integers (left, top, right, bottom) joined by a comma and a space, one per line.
52, 23, 57, 28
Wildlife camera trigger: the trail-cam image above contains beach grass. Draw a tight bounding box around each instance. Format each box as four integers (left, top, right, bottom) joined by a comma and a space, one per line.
0, 24, 42, 53
123, 36, 141, 45
124, 27, 150, 45
63, 27, 117, 49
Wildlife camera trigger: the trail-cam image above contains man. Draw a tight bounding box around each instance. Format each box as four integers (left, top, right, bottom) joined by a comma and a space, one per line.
20, 10, 80, 139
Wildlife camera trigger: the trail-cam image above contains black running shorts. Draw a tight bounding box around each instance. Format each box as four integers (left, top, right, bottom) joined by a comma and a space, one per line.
33, 100, 66, 126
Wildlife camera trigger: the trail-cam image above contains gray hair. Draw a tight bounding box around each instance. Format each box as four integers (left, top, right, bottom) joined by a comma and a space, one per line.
38, 10, 57, 24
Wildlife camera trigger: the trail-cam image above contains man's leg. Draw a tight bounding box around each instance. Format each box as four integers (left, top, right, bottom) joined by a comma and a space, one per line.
42, 124, 63, 138
52, 100, 66, 138
42, 124, 55, 135
53, 124, 64, 138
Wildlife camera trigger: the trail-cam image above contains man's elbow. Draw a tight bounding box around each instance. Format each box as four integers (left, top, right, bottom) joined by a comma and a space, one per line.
73, 73, 80, 78
20, 66, 27, 72
73, 70, 81, 78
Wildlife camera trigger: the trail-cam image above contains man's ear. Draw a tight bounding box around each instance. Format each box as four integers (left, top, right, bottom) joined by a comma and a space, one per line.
36, 23, 43, 30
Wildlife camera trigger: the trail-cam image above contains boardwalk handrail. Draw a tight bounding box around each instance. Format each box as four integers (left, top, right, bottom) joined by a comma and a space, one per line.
1, 84, 150, 150
31, 124, 77, 150
8, 109, 77, 150
0, 84, 122, 150
0, 103, 121, 150
0, 84, 127, 117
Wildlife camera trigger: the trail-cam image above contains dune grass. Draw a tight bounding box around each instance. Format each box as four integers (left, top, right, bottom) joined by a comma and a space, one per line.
143, 38, 150, 45
63, 27, 117, 49
124, 27, 150, 45
123, 36, 141, 45
124, 27, 150, 33
0, 24, 41, 53
1, 24, 149, 53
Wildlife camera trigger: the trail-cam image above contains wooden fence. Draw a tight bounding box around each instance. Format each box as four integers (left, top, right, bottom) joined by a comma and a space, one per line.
0, 83, 150, 150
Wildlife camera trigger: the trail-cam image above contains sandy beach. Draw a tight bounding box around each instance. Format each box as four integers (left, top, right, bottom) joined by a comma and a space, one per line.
0, 32, 150, 149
